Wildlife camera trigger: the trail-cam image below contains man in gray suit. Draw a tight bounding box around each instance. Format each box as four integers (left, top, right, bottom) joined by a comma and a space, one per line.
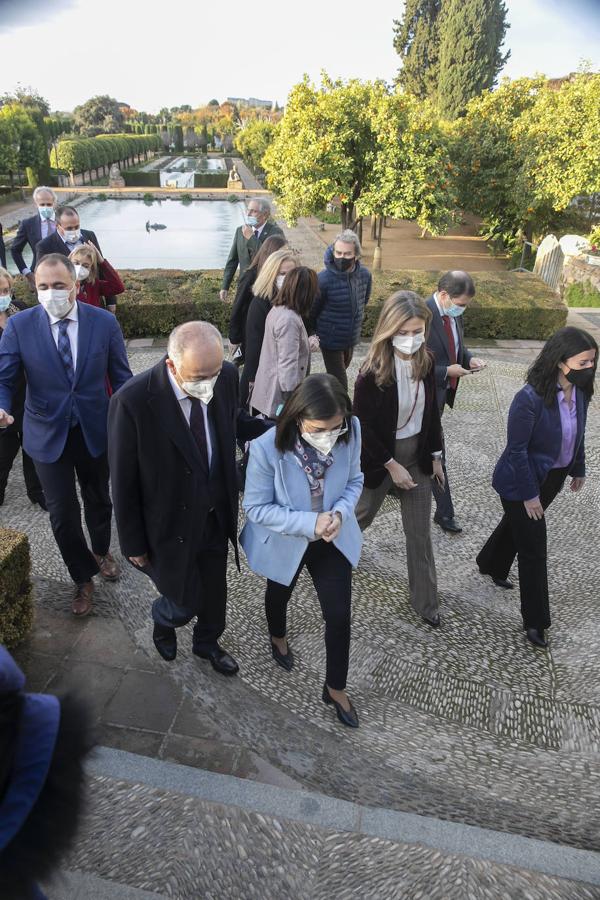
219, 199, 284, 301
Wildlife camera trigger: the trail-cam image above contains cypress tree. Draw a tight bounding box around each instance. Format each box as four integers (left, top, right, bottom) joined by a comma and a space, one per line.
393, 0, 442, 99
437, 0, 510, 119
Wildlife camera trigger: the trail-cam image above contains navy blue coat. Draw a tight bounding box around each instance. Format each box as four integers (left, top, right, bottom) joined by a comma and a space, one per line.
0, 302, 132, 463
492, 383, 587, 501
10, 214, 43, 273
312, 246, 372, 351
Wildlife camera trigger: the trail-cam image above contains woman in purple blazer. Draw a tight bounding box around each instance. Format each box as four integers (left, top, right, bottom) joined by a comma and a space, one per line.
477, 327, 597, 648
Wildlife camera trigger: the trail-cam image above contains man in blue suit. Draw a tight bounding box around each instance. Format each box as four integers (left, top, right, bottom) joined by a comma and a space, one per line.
10, 186, 58, 289
0, 253, 132, 615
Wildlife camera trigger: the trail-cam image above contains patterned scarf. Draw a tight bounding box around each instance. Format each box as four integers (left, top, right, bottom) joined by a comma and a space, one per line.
292, 435, 334, 498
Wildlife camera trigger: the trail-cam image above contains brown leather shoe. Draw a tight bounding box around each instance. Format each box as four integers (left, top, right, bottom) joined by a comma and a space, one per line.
94, 552, 120, 581
72, 581, 94, 617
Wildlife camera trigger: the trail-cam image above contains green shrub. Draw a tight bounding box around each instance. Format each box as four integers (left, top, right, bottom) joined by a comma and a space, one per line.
104, 268, 565, 341
124, 171, 161, 188
180, 193, 193, 204
564, 280, 600, 308
0, 528, 34, 648
142, 193, 155, 204
97, 192, 108, 201
193, 172, 228, 188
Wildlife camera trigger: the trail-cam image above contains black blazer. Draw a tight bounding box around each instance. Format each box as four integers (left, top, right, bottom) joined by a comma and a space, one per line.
239, 294, 271, 408
108, 359, 268, 608
222, 219, 284, 292
425, 295, 472, 411
229, 267, 257, 347
0, 223, 6, 269
10, 214, 43, 272
352, 355, 443, 489
34, 229, 101, 267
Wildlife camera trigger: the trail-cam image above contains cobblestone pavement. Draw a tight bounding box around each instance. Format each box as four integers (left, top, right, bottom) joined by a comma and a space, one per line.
3, 342, 600, 882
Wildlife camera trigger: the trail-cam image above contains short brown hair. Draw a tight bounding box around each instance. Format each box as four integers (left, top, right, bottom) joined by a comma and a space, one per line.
273, 266, 318, 318
275, 373, 351, 452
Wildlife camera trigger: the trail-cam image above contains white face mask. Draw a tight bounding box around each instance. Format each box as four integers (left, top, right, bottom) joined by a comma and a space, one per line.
182, 375, 219, 405
37, 288, 75, 319
62, 228, 81, 244
301, 424, 347, 456
74, 264, 90, 281
275, 275, 285, 290
393, 333, 425, 356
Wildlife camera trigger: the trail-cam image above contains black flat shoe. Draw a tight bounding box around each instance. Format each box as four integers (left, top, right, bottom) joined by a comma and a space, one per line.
422, 614, 441, 628
153, 623, 177, 661
478, 567, 513, 589
435, 517, 462, 534
526, 627, 548, 648
322, 684, 359, 728
271, 639, 294, 671
194, 644, 239, 675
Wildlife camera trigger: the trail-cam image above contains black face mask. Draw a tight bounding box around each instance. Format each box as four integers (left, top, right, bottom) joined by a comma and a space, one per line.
334, 257, 354, 272
565, 366, 595, 388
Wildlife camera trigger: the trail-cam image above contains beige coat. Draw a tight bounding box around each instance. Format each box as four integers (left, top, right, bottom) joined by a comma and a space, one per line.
251, 305, 310, 417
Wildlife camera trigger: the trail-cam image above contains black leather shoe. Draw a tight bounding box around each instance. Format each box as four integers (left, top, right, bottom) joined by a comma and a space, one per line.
435, 517, 462, 534
422, 614, 441, 628
322, 684, 359, 728
526, 628, 548, 648
194, 644, 239, 675
478, 567, 514, 589
28, 493, 48, 511
153, 623, 177, 661
271, 639, 294, 672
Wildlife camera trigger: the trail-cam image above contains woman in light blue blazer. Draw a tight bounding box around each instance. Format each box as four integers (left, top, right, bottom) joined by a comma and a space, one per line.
241, 374, 364, 728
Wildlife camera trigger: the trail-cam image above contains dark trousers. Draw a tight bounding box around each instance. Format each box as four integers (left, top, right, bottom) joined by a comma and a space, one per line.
33, 426, 111, 584
321, 347, 354, 393
432, 424, 455, 522
152, 510, 229, 650
0, 430, 43, 501
265, 540, 352, 690
476, 467, 568, 630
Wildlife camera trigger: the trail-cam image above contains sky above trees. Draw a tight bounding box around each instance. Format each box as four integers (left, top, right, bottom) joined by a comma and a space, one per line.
0, 0, 597, 112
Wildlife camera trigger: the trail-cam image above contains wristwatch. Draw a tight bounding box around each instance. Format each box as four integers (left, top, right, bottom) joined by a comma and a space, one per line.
431, 451, 443, 460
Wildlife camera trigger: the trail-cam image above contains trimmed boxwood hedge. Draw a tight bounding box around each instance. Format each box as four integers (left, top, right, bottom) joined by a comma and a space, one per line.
0, 528, 34, 648
13, 268, 566, 341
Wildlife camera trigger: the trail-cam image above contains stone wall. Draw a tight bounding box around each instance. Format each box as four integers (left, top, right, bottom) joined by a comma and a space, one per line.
562, 256, 600, 295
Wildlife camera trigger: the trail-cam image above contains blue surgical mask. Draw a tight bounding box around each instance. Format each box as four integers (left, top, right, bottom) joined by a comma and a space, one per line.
446, 304, 466, 318
246, 215, 258, 227
39, 207, 55, 221
0, 296, 11, 312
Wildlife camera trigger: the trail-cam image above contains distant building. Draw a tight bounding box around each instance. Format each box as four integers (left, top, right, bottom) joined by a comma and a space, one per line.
227, 97, 273, 109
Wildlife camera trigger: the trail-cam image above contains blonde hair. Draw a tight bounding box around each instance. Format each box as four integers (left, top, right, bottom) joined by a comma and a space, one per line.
252, 248, 297, 300
69, 245, 99, 284
0, 267, 14, 292
361, 291, 432, 388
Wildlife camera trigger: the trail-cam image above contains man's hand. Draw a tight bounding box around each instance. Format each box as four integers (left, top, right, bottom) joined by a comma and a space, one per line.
25, 272, 36, 293
242, 225, 254, 241
129, 553, 150, 568
308, 334, 320, 352
570, 477, 586, 493
385, 460, 417, 490
219, 289, 228, 302
107, 304, 116, 315
524, 497, 544, 520
314, 512, 334, 538
431, 459, 445, 489
470, 358, 486, 371
0, 409, 15, 428
447, 363, 471, 379
322, 511, 342, 542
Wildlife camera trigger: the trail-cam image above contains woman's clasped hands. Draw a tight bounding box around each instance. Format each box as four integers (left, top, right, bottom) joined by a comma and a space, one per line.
315, 511, 342, 541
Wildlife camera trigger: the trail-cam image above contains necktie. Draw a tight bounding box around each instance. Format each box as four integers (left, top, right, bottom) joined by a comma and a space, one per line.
57, 319, 75, 384
58, 318, 78, 425
253, 228, 260, 241
442, 316, 458, 390
189, 398, 209, 472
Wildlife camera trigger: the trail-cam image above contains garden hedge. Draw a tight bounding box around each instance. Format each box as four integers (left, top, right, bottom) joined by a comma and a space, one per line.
13, 269, 566, 341
123, 171, 161, 188
0, 528, 34, 648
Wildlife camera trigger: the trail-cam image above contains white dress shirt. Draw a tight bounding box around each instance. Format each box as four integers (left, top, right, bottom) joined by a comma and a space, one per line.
166, 366, 213, 465
394, 357, 425, 439
47, 302, 79, 370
